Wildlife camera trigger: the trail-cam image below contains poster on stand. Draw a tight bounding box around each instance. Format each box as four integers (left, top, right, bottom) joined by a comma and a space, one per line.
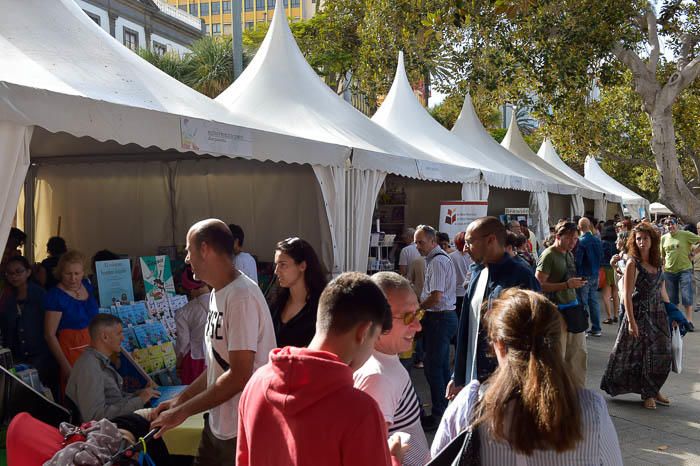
504, 208, 530, 226
439, 201, 489, 241
139, 255, 176, 301
95, 259, 134, 308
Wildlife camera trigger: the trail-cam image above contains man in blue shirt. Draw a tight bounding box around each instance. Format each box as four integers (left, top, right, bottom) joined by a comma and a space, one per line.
575, 217, 604, 337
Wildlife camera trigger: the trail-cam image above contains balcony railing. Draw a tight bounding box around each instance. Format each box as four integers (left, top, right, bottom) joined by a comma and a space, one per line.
152, 0, 203, 31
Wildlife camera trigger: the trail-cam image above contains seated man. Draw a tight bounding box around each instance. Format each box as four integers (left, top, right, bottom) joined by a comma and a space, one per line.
66, 314, 159, 422
354, 272, 431, 466
237, 272, 403, 466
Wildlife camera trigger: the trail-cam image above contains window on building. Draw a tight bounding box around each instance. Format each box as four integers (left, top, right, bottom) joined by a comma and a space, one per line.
284, 0, 288, 6
256, 0, 264, 8
200, 2, 209, 15
84, 11, 101, 25
179, 4, 187, 11
123, 27, 139, 52
212, 23, 221, 34
222, 1, 231, 12
268, 0, 275, 7
244, 0, 253, 11
153, 41, 168, 56
223, 23, 232, 34
291, 0, 299, 6
245, 21, 254, 30
189, 3, 198, 15
212, 1, 220, 14
205, 23, 210, 33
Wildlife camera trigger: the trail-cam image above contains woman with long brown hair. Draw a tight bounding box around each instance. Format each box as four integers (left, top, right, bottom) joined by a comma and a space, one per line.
431, 289, 622, 464
601, 222, 673, 410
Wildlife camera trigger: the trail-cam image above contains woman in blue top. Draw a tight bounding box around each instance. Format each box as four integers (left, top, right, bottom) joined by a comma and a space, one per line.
43, 250, 99, 384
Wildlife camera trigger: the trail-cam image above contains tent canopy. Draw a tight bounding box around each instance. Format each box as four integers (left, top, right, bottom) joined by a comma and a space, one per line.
536, 139, 611, 201
215, 4, 472, 183
584, 156, 648, 208
649, 202, 673, 215
500, 114, 595, 197
372, 53, 541, 191
0, 0, 348, 167
451, 94, 577, 194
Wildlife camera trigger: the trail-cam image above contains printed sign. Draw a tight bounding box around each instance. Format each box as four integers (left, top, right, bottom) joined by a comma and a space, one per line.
180, 117, 253, 157
139, 255, 176, 301
95, 259, 134, 308
438, 201, 489, 241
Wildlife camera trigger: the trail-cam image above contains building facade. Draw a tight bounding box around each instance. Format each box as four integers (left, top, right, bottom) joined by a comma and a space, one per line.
166, 0, 316, 34
76, 0, 204, 55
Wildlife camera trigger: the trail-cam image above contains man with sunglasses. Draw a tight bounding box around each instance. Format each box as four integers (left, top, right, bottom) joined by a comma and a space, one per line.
448, 217, 540, 400
354, 272, 430, 466
661, 217, 700, 330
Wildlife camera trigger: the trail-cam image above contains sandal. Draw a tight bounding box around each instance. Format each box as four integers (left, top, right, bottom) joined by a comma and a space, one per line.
602, 318, 614, 325
655, 394, 671, 406
643, 398, 657, 410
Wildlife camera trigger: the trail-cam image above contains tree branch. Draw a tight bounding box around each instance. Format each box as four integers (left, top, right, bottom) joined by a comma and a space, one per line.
646, 11, 661, 74
678, 32, 700, 70
661, 55, 700, 106
613, 42, 659, 109
598, 150, 655, 169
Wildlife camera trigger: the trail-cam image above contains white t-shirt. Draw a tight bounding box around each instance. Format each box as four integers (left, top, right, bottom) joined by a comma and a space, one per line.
175, 293, 210, 360
399, 244, 421, 268
449, 250, 473, 298
204, 273, 276, 440
353, 351, 430, 466
233, 252, 258, 283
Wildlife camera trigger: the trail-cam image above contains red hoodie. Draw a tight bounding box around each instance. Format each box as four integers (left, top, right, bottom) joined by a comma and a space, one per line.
237, 346, 400, 466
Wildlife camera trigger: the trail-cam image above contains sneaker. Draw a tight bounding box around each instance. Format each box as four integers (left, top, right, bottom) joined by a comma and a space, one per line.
687, 322, 695, 332
585, 330, 602, 337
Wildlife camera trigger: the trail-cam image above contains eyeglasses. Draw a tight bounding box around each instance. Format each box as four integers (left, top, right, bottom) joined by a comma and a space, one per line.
465, 233, 489, 248
393, 309, 425, 325
5, 269, 27, 277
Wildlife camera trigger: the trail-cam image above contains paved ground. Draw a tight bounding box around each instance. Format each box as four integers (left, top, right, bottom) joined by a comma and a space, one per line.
411, 322, 700, 465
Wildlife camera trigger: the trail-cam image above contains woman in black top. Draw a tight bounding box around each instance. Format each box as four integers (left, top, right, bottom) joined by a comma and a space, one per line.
270, 237, 328, 348
0, 256, 58, 395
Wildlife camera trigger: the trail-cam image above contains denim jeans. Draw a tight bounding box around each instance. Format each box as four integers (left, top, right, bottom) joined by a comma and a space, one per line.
421, 310, 458, 418
663, 269, 694, 307
578, 274, 601, 332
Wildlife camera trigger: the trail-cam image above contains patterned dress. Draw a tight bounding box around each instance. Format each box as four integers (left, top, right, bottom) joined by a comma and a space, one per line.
601, 259, 672, 399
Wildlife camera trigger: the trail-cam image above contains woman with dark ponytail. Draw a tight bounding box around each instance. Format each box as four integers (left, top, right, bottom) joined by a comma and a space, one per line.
431, 289, 622, 465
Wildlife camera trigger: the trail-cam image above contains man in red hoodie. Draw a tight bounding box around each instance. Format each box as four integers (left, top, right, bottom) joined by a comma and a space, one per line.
237, 272, 404, 466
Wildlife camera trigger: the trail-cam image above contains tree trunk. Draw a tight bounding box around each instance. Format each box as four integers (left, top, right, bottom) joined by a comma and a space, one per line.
650, 108, 700, 223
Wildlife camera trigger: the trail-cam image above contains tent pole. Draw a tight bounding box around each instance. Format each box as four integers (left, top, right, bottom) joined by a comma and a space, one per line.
23, 164, 37, 262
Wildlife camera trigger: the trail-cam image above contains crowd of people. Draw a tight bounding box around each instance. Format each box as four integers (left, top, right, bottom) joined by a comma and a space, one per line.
1, 210, 695, 465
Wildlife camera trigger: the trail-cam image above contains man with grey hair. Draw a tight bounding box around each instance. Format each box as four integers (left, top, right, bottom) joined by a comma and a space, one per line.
354, 272, 430, 465
152, 219, 276, 465
414, 225, 456, 430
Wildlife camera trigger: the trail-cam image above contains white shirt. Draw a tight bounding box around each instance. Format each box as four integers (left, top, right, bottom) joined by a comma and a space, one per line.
421, 246, 457, 311
431, 381, 623, 466
449, 250, 473, 298
399, 244, 421, 268
353, 351, 430, 466
174, 293, 210, 360
204, 273, 276, 440
233, 252, 258, 283
466, 267, 489, 382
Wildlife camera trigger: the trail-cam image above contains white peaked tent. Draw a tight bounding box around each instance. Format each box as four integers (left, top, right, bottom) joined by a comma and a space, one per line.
538, 140, 622, 220
216, 4, 478, 272
649, 202, 673, 215
372, 53, 545, 201
451, 94, 580, 241
584, 156, 649, 220
0, 0, 350, 262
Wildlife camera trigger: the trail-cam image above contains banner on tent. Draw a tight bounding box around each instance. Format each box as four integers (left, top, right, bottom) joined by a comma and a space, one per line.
180, 118, 253, 157
439, 201, 488, 240
504, 207, 530, 226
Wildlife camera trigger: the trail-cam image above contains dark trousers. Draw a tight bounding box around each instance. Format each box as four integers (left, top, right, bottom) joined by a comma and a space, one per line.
194, 413, 237, 465
422, 310, 458, 418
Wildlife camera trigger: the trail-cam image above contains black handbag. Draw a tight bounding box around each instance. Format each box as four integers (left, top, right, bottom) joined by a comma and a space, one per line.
557, 302, 589, 334
426, 424, 480, 466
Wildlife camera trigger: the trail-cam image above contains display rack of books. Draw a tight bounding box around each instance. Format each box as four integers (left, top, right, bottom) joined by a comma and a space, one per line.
374, 183, 407, 236
101, 294, 188, 389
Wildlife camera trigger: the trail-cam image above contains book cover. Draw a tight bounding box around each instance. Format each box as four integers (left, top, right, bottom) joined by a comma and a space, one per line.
95, 259, 134, 308
161, 342, 177, 369
139, 256, 176, 301
117, 349, 153, 392
150, 385, 186, 408
121, 328, 139, 352
133, 324, 150, 348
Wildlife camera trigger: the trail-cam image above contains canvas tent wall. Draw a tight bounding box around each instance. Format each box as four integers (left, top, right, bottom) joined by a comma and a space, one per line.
0, 0, 361, 274
584, 156, 649, 220
215, 5, 480, 273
